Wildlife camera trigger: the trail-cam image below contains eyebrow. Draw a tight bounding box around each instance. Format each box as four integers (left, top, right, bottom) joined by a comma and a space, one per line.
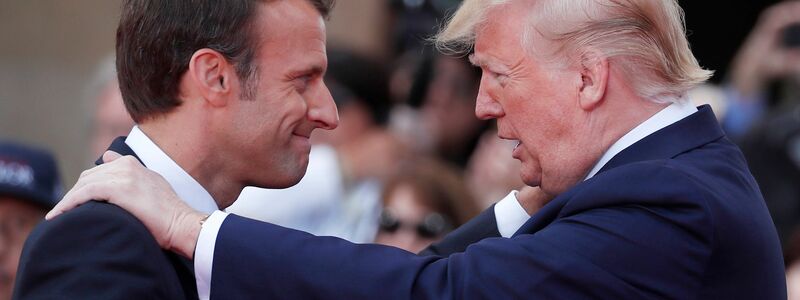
468, 54, 483, 67
290, 64, 326, 78
469, 54, 509, 73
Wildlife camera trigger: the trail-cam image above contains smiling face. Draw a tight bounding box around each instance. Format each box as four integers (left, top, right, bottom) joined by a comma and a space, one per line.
220, 0, 338, 189
471, 2, 599, 195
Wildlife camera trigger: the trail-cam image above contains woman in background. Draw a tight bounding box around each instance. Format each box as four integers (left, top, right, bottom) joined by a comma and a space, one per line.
375, 158, 479, 253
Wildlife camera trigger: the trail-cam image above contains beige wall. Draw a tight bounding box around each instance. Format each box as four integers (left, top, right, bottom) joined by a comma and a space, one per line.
0, 0, 122, 187
0, 0, 387, 187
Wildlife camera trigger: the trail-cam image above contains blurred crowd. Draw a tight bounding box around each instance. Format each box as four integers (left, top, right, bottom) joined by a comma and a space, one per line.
3, 0, 800, 299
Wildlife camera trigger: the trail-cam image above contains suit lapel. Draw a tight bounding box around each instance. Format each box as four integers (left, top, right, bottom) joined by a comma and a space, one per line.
512, 105, 725, 237
94, 136, 145, 166
595, 105, 723, 175
94, 136, 198, 295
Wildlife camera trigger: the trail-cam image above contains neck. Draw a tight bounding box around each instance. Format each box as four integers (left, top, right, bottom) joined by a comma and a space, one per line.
139, 117, 242, 209
581, 93, 670, 179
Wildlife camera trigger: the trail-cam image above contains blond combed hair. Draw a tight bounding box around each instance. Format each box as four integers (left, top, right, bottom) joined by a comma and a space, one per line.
436, 0, 713, 103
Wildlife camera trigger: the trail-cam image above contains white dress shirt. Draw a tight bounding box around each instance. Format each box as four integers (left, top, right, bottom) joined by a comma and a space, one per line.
125, 126, 219, 299
195, 101, 699, 297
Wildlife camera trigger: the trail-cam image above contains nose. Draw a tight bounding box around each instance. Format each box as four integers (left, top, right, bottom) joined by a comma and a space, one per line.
474, 80, 504, 120
307, 82, 339, 130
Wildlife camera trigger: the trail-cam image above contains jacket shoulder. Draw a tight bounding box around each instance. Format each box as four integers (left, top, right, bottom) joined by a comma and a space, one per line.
14, 201, 186, 299
27, 200, 158, 247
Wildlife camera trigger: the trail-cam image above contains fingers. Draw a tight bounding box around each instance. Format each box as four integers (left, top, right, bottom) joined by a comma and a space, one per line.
46, 155, 140, 220
46, 180, 112, 220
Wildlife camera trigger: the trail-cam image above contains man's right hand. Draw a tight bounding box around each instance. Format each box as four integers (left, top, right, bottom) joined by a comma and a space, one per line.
516, 186, 555, 216
46, 151, 206, 259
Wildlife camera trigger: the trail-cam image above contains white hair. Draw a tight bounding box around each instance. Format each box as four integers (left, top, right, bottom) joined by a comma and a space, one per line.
436, 0, 713, 103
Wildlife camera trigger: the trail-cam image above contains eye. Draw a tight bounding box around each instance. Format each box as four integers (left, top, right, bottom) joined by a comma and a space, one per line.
293, 74, 312, 92
492, 71, 509, 86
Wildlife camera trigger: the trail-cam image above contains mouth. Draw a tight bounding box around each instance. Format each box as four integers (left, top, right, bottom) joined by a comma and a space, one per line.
292, 132, 311, 139
497, 134, 520, 148
498, 134, 523, 159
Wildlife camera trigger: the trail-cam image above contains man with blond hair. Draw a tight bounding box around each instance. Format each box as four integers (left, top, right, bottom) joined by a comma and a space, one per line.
50, 0, 786, 298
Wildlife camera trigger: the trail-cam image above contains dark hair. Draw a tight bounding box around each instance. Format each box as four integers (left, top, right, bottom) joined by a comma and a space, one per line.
380, 158, 479, 227
325, 49, 391, 126
116, 0, 335, 123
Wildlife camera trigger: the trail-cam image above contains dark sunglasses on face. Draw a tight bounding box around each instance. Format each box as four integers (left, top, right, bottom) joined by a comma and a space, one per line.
379, 209, 453, 238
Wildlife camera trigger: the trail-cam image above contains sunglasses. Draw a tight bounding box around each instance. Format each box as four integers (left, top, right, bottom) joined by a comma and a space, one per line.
379, 209, 453, 238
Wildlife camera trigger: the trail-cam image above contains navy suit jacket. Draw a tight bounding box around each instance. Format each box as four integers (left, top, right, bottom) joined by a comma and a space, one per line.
208, 105, 786, 299
13, 138, 198, 299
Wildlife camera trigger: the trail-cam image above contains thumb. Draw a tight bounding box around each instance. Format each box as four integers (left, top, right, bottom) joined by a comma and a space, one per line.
102, 150, 124, 163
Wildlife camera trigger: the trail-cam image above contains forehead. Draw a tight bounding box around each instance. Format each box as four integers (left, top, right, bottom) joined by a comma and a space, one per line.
254, 0, 328, 69
473, 2, 531, 63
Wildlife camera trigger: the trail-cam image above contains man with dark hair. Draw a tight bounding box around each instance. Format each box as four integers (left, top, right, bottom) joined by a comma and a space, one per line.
13, 0, 336, 299
228, 49, 398, 243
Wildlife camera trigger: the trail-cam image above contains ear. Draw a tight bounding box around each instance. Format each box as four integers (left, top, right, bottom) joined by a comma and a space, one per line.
187, 49, 235, 107
577, 50, 609, 111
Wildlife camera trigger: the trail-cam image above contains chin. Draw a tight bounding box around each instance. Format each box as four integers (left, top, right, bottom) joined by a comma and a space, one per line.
519, 165, 542, 187
248, 164, 308, 189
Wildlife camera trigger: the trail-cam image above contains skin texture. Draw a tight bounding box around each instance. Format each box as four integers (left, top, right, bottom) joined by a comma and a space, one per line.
0, 197, 46, 300
136, 0, 338, 207
470, 3, 592, 197
471, 1, 666, 199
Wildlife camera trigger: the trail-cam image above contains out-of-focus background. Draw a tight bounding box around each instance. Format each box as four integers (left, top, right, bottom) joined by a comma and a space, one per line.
5, 0, 800, 297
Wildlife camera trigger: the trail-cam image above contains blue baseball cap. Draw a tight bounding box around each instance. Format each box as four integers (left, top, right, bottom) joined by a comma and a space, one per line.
0, 140, 62, 209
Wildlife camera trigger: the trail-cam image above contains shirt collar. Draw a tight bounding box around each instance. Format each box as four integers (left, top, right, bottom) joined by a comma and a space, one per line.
585, 100, 698, 180
124, 126, 219, 214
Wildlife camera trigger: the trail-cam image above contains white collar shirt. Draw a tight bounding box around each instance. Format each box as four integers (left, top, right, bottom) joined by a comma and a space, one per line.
124, 126, 219, 214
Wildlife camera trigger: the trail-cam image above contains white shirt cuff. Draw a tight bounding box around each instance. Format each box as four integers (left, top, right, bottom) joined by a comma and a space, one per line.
195, 210, 229, 300
494, 191, 531, 238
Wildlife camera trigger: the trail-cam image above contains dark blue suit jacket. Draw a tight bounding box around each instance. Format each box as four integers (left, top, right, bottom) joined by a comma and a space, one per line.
209, 105, 786, 299
13, 138, 198, 299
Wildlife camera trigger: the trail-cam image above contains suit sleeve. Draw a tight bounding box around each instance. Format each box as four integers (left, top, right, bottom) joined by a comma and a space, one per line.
209, 195, 712, 300
13, 202, 182, 299
207, 163, 729, 299
418, 205, 500, 256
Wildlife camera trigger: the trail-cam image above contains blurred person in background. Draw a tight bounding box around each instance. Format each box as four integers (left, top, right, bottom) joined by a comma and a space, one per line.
0, 141, 61, 300
721, 0, 800, 245
228, 49, 402, 243
389, 52, 488, 167
375, 158, 479, 253
85, 56, 135, 160
464, 128, 524, 208
421, 54, 488, 166
388, 1, 489, 168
